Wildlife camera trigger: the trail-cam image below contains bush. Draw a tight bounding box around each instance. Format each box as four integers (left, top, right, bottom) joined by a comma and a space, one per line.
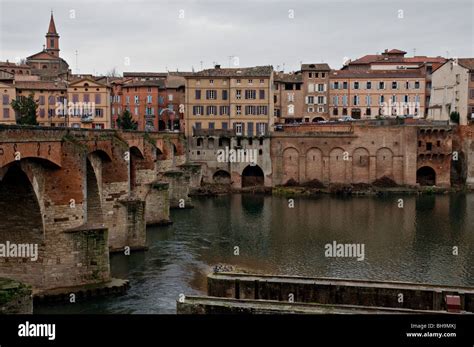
372, 176, 398, 187
284, 178, 299, 187
450, 111, 460, 124
301, 179, 325, 188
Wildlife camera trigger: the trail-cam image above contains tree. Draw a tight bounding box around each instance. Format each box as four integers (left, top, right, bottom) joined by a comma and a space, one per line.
116, 109, 138, 130
11, 93, 39, 126
105, 67, 121, 78
450, 111, 460, 124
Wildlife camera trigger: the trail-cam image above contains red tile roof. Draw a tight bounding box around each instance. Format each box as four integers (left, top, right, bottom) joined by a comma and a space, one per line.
457, 58, 474, 71
330, 69, 425, 79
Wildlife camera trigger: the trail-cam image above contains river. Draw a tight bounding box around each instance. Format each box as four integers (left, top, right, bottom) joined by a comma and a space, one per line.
35, 193, 474, 314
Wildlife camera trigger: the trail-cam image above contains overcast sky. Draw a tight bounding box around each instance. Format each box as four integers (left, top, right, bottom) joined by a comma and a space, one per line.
0, 0, 473, 75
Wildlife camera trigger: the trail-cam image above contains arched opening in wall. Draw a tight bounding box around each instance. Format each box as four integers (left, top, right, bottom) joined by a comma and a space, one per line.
172, 144, 178, 156
197, 137, 203, 147
158, 120, 166, 131
219, 137, 230, 148
312, 117, 325, 123
242, 165, 264, 188
0, 163, 44, 244
417, 166, 436, 186
208, 138, 215, 149
86, 159, 103, 225
282, 147, 300, 184
213, 170, 231, 184
129, 146, 145, 192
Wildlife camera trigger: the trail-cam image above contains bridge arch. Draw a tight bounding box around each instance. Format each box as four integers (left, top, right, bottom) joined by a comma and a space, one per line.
305, 147, 323, 182
352, 147, 370, 183
329, 147, 346, 183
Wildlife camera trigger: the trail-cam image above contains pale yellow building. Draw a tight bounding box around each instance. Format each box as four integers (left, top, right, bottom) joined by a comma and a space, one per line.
184, 65, 273, 136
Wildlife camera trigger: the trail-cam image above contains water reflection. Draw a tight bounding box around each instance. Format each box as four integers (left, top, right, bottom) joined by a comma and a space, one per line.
35, 194, 474, 314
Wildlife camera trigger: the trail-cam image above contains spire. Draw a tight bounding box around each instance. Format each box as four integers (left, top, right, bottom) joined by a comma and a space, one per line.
48, 11, 57, 35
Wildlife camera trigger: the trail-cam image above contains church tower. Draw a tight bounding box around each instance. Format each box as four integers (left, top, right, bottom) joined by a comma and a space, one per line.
45, 12, 59, 57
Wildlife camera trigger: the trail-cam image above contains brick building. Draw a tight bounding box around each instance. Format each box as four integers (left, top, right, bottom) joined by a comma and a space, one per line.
184, 65, 274, 137
111, 74, 185, 131
25, 13, 71, 80
273, 71, 304, 124
329, 69, 426, 119
14, 80, 68, 126
300, 63, 331, 121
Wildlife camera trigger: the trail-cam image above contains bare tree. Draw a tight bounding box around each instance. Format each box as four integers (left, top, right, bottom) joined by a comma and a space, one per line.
105, 67, 121, 77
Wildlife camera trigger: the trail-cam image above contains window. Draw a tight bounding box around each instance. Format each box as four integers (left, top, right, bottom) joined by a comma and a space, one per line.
134, 107, 138, 115
222, 90, 228, 100
2, 95, 9, 105
308, 107, 314, 113
260, 79, 264, 84
366, 81, 372, 90
168, 94, 173, 101
235, 122, 243, 135
379, 95, 385, 104
256, 123, 266, 136
426, 142, 432, 151
404, 95, 409, 103
354, 81, 359, 90
405, 81, 410, 89
245, 105, 257, 115
134, 95, 139, 104
321, 73, 325, 78
248, 79, 253, 84
307, 96, 314, 104
343, 81, 348, 89
195, 90, 201, 99
125, 96, 130, 104
366, 95, 371, 105
333, 96, 338, 106
148, 87, 152, 93
222, 122, 228, 129
414, 81, 420, 89
378, 82, 385, 90
236, 79, 241, 85
206, 90, 217, 100
193, 106, 204, 115
333, 82, 339, 89
95, 108, 103, 117
353, 95, 359, 106
392, 95, 397, 103
147, 95, 152, 103
333, 108, 338, 116
3, 108, 9, 118
207, 106, 217, 115
236, 90, 242, 99
392, 81, 398, 89
342, 108, 347, 115
220, 106, 230, 115
209, 79, 214, 85
259, 90, 265, 99
288, 93, 295, 102
39, 95, 45, 105
84, 94, 90, 102
257, 106, 268, 115
318, 84, 325, 92
342, 95, 348, 106
245, 90, 256, 99
209, 122, 215, 129
366, 108, 371, 116
236, 105, 242, 115
470, 89, 474, 99
146, 107, 154, 115
195, 122, 201, 129
317, 96, 325, 104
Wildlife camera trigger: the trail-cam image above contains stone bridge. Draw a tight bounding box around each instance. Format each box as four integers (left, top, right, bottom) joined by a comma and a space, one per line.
0, 125, 199, 292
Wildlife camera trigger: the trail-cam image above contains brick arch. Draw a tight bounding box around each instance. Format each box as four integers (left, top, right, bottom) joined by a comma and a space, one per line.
352, 147, 370, 183
329, 147, 346, 183
282, 147, 300, 184
305, 147, 323, 182
376, 147, 394, 179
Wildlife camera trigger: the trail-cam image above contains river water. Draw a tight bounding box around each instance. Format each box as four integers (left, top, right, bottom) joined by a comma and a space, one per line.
35, 193, 474, 314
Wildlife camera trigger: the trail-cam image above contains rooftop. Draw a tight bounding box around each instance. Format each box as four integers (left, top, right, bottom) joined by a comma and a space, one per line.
187, 65, 273, 78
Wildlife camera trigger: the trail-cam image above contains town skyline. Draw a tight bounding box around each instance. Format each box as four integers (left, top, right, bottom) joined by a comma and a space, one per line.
1, 0, 472, 75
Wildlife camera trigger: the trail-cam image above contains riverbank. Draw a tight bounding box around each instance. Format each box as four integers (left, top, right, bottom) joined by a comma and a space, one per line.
189, 180, 470, 197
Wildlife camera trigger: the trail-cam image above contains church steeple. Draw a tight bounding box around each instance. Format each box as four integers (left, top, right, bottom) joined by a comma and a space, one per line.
45, 11, 60, 57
